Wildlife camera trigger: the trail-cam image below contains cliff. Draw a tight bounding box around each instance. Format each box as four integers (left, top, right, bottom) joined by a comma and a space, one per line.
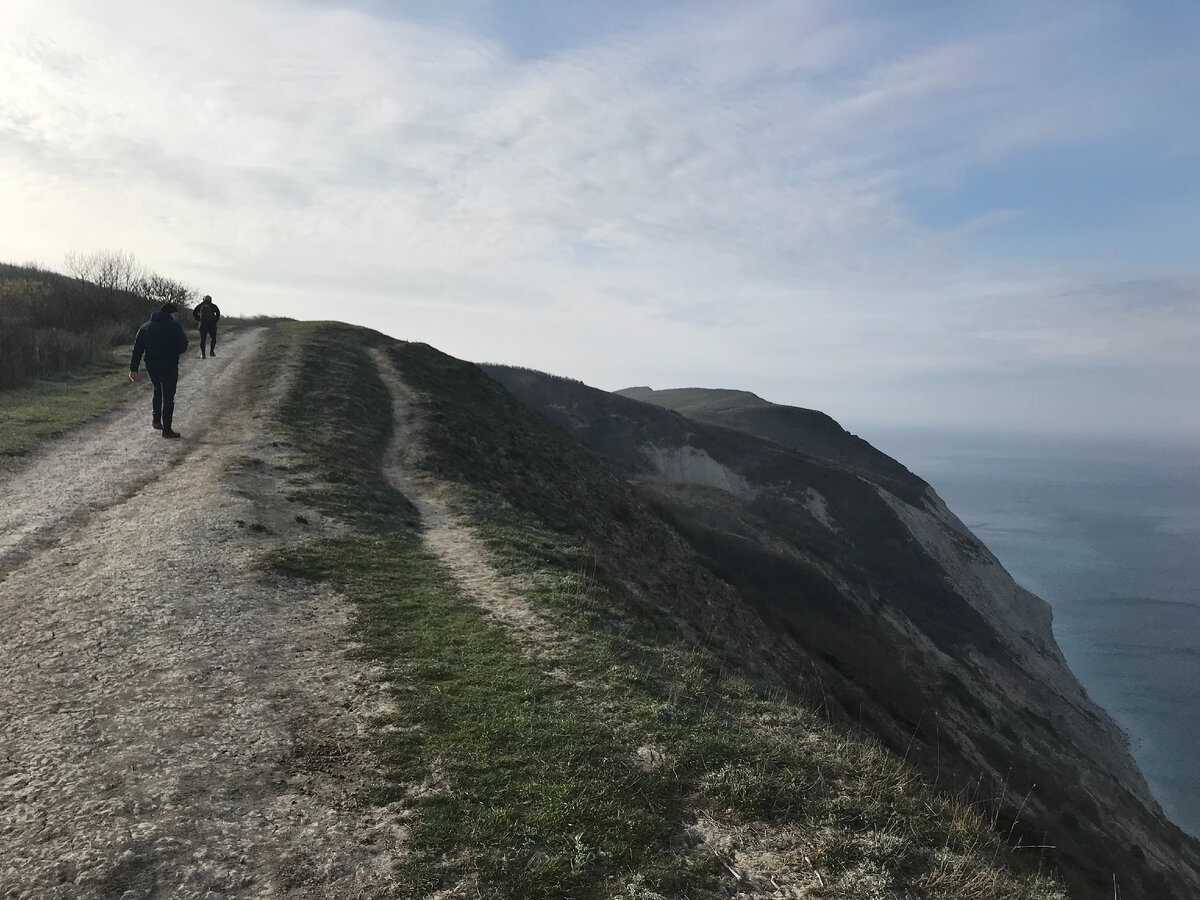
483, 369, 1200, 899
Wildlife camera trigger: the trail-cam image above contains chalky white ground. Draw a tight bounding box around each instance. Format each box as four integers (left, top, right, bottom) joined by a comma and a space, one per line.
0, 332, 406, 899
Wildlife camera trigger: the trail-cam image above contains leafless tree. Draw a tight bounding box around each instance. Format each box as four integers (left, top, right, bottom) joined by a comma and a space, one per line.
63, 249, 146, 293
64, 250, 198, 312
137, 272, 197, 310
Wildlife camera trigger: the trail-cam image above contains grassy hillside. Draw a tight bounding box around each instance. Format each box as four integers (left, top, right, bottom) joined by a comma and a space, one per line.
490, 366, 1200, 900
0, 263, 169, 389
262, 322, 1067, 899
0, 348, 135, 462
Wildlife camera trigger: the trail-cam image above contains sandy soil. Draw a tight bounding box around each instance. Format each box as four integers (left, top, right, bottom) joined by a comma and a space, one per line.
0, 331, 405, 899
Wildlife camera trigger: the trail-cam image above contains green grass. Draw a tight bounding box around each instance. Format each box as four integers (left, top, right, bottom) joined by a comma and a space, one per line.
261, 323, 1066, 899
0, 346, 134, 461
276, 322, 419, 531
452, 524, 1066, 899
263, 323, 717, 897
271, 534, 719, 899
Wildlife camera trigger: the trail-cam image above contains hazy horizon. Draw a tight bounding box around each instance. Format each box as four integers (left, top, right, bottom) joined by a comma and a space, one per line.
2, 0, 1197, 439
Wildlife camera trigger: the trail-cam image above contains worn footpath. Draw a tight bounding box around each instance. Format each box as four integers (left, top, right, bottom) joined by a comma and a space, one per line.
0, 331, 406, 899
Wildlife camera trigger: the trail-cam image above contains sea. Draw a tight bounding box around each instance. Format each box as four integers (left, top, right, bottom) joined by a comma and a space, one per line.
865, 427, 1200, 839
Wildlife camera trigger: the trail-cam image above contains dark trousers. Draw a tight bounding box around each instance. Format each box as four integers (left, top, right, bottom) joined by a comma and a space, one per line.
199, 323, 217, 355
146, 362, 179, 430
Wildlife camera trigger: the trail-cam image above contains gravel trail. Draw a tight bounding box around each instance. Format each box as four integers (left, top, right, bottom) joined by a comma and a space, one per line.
0, 330, 405, 899
0, 330, 261, 571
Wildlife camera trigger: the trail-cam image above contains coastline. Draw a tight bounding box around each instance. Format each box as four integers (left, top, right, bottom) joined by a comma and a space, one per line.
865, 426, 1200, 839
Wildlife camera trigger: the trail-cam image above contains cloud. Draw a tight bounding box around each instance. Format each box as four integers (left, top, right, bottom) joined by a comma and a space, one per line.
0, 0, 1197, 435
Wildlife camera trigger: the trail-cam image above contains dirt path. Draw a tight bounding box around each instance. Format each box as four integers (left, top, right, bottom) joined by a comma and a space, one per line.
369, 350, 550, 646
1, 331, 262, 571
0, 331, 405, 899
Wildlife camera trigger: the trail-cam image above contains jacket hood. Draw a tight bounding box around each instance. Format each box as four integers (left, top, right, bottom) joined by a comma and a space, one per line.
151, 309, 174, 323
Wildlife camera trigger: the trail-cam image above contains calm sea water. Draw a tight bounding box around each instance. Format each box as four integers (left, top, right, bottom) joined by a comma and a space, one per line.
865, 428, 1200, 838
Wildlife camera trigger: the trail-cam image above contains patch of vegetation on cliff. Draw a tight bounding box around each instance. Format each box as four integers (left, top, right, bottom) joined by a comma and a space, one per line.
384, 338, 1068, 899
265, 323, 1067, 899
264, 324, 717, 897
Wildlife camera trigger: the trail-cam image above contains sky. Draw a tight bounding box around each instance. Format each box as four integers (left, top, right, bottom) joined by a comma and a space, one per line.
2, 0, 1198, 439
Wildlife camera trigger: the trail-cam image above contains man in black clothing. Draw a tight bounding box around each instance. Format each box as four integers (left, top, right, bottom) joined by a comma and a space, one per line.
193, 294, 221, 358
130, 303, 189, 439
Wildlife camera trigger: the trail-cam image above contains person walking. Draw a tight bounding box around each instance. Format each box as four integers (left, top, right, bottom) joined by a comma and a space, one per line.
193, 294, 221, 358
130, 303, 189, 439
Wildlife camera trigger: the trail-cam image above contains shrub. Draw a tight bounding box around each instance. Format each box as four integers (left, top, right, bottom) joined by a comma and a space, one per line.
0, 262, 189, 388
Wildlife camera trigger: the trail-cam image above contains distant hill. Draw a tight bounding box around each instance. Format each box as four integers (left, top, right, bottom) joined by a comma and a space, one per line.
617, 385, 922, 495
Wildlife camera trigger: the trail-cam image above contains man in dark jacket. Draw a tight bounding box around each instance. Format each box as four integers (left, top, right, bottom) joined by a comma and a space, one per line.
193, 294, 221, 358
130, 303, 189, 438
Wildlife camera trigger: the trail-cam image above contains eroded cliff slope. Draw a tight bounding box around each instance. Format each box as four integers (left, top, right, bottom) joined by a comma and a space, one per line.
485, 369, 1200, 900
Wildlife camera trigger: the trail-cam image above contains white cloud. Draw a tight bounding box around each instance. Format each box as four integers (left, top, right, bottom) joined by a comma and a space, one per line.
0, 0, 1197, 435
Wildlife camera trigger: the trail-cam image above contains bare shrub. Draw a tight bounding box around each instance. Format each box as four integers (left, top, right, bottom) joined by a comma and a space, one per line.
64, 249, 146, 294
0, 260, 192, 389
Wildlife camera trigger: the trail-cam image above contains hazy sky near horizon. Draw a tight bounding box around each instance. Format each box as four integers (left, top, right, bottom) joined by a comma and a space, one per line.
3, 0, 1198, 438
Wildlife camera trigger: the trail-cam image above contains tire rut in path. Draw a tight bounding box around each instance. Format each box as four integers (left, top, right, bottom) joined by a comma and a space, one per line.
1, 330, 407, 899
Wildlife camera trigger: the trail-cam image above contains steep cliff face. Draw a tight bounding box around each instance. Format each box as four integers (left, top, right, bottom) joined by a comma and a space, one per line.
486, 369, 1200, 900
